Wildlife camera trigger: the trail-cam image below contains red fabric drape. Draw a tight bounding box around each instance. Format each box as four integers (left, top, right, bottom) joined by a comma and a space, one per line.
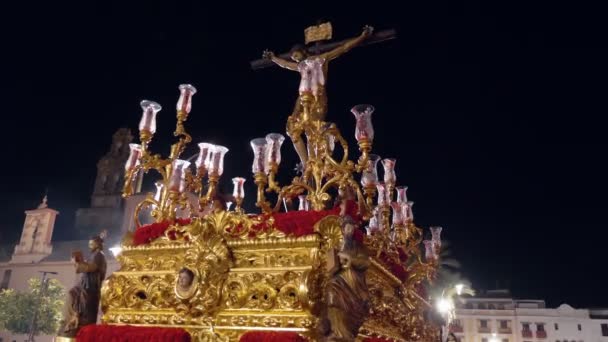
76, 324, 191, 342
239, 331, 308, 342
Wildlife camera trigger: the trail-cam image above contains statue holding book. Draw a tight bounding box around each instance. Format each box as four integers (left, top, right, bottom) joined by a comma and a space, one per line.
58, 231, 107, 337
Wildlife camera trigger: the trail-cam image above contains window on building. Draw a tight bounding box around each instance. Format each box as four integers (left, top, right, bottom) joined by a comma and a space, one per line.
479, 303, 487, 310
500, 320, 509, 329
577, 324, 582, 331
601, 323, 608, 336
522, 323, 531, 331
498, 304, 505, 310
465, 303, 473, 309
453, 319, 462, 327
0, 269, 11, 290
489, 304, 496, 310
502, 339, 508, 342
480, 320, 488, 328
481, 338, 488, 342
537, 323, 545, 332
555, 323, 559, 330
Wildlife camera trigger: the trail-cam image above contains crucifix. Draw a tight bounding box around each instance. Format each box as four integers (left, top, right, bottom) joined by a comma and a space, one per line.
252, 22, 397, 165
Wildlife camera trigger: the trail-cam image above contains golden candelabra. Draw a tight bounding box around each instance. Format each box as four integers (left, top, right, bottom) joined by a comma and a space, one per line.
105, 23, 446, 342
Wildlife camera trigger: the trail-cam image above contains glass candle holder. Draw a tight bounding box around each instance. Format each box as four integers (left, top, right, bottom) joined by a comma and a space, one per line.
209, 145, 229, 176
430, 226, 442, 249
424, 240, 436, 260
250, 138, 268, 174
391, 202, 404, 226
179, 175, 188, 193
382, 158, 397, 185
154, 181, 164, 202
361, 154, 381, 187
298, 195, 309, 211
376, 183, 389, 206
195, 143, 214, 172
376, 209, 386, 230
368, 215, 379, 235
265, 133, 285, 167
139, 100, 162, 134
407, 201, 414, 221
232, 177, 246, 199
400, 202, 410, 222
351, 104, 375, 142
125, 144, 142, 171
327, 134, 336, 153
396, 186, 408, 204
169, 159, 191, 192
176, 84, 197, 114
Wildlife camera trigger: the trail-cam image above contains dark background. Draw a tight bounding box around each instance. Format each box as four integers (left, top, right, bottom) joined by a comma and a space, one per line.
0, 1, 606, 307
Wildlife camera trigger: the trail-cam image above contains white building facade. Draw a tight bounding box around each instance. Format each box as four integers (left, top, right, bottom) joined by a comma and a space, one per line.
450, 290, 608, 342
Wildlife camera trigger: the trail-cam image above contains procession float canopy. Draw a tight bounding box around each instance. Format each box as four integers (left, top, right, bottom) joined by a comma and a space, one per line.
100, 22, 444, 342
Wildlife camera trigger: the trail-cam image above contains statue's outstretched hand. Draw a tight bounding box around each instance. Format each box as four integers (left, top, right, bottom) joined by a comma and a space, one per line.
262, 49, 275, 60
363, 25, 374, 36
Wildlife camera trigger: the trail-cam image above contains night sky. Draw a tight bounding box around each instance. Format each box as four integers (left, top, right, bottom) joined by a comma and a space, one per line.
0, 1, 606, 307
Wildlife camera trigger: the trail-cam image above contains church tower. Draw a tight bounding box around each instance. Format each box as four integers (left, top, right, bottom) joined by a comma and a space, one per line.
74, 128, 133, 236
11, 196, 58, 263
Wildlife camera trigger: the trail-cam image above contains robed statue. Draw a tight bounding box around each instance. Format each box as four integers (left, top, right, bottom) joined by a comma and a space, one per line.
263, 25, 374, 164
319, 195, 370, 341
58, 232, 107, 337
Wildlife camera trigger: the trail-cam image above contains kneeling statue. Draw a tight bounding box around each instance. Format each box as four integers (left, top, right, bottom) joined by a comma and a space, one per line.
321, 199, 370, 341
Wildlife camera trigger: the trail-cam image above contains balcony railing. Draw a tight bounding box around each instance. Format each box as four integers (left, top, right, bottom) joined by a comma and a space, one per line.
498, 328, 512, 334
478, 327, 491, 333
536, 330, 547, 339
522, 330, 533, 338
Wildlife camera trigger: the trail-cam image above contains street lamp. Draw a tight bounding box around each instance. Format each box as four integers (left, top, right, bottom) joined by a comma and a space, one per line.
436, 283, 475, 342
436, 298, 454, 315
489, 333, 499, 342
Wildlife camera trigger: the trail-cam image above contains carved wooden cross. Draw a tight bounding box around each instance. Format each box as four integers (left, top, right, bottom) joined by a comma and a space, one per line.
250, 28, 397, 70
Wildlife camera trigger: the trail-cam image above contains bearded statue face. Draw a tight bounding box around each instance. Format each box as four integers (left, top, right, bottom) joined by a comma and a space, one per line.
88, 239, 101, 252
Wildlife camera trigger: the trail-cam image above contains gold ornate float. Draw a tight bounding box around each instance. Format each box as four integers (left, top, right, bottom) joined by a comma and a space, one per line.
101, 23, 443, 341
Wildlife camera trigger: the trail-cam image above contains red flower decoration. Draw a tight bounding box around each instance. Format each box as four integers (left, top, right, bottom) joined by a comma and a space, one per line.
239, 331, 307, 342
76, 324, 191, 342
133, 218, 191, 245
378, 251, 410, 281
245, 199, 362, 238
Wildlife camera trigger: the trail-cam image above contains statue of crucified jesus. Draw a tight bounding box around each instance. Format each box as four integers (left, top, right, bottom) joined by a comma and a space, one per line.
262, 25, 374, 164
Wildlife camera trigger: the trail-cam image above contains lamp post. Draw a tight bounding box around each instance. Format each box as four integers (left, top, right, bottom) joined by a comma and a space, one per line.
27, 271, 58, 342
436, 283, 475, 342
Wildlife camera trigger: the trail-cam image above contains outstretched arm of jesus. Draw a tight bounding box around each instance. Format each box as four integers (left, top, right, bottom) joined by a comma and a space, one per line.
323, 25, 374, 61
263, 50, 298, 71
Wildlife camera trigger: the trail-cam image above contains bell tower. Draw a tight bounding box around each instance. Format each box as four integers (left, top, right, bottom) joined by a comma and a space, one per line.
11, 196, 58, 263
74, 128, 133, 236
92, 128, 133, 206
